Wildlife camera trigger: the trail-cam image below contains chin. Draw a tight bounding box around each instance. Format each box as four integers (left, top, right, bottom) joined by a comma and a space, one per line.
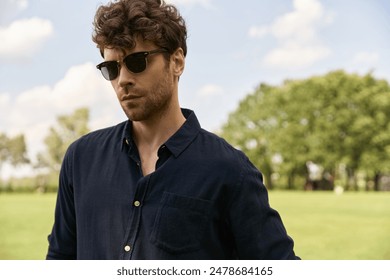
123, 109, 146, 122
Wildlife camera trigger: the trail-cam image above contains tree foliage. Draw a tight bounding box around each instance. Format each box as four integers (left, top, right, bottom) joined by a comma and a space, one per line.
0, 133, 29, 169
37, 108, 90, 172
220, 70, 390, 190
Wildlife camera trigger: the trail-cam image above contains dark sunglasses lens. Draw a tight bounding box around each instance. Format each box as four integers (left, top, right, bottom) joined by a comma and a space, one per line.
125, 53, 147, 73
100, 62, 118, 81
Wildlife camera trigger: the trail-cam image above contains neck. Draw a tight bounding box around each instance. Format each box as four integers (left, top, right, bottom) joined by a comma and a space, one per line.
132, 105, 185, 150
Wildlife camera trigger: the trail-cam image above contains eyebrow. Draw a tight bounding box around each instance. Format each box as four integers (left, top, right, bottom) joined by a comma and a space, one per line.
102, 47, 127, 60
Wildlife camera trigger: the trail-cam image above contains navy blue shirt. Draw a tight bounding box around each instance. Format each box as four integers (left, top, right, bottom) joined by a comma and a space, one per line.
46, 109, 298, 260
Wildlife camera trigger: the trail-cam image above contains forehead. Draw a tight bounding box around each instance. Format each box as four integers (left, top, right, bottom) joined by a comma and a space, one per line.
103, 48, 126, 61
103, 39, 158, 60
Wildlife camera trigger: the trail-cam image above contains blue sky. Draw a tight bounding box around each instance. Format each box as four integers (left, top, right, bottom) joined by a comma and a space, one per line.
1, 0, 390, 178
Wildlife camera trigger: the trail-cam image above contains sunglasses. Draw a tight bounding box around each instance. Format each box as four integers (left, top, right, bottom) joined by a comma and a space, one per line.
96, 48, 168, 81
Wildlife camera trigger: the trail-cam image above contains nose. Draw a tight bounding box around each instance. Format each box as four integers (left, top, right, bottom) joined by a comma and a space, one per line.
117, 64, 135, 88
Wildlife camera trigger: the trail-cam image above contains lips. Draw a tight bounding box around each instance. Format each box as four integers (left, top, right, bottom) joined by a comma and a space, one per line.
121, 95, 142, 102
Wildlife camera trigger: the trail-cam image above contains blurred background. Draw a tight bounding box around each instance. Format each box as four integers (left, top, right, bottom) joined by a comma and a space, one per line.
0, 0, 389, 259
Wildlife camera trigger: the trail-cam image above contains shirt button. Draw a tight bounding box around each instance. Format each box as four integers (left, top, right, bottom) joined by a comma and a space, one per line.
125, 139, 130, 145
124, 245, 131, 252
134, 201, 141, 207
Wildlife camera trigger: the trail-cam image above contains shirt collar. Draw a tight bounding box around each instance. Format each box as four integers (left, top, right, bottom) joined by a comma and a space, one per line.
165, 108, 201, 158
121, 108, 201, 158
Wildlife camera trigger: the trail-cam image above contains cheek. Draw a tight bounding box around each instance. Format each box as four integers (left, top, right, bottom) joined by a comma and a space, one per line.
110, 82, 121, 96
110, 80, 117, 89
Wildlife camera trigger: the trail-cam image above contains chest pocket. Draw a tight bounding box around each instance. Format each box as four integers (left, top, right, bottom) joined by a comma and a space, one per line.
150, 192, 212, 254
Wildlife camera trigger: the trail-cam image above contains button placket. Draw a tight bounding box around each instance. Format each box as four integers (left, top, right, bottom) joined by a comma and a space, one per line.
121, 175, 151, 259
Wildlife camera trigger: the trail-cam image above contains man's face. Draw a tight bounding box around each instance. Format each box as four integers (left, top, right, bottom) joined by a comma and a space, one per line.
103, 39, 179, 122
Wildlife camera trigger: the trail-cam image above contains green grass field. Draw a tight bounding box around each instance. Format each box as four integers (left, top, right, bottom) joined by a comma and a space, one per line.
0, 191, 389, 259
0, 193, 56, 260
269, 191, 390, 259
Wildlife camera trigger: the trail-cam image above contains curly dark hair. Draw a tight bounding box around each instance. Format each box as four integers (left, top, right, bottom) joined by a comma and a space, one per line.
92, 0, 187, 58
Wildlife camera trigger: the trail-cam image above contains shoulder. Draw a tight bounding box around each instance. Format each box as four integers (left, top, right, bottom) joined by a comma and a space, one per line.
195, 128, 254, 171
198, 129, 246, 157
195, 129, 265, 197
80, 121, 127, 143
67, 121, 128, 154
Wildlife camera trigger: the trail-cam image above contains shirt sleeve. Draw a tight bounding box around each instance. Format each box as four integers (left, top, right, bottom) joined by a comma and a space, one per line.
228, 155, 299, 260
46, 144, 77, 260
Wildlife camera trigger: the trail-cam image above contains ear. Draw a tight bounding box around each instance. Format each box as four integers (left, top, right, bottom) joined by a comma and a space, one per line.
170, 48, 185, 78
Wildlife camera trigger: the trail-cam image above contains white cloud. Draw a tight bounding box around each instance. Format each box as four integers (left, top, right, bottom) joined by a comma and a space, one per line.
0, 93, 10, 107
0, 63, 123, 165
249, 0, 333, 69
249, 0, 327, 41
197, 84, 223, 97
264, 43, 331, 70
0, 17, 54, 61
248, 26, 269, 39
352, 51, 380, 65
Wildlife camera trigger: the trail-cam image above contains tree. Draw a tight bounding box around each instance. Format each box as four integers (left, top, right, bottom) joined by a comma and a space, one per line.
0, 133, 29, 167
0, 133, 29, 180
220, 71, 390, 190
37, 108, 90, 173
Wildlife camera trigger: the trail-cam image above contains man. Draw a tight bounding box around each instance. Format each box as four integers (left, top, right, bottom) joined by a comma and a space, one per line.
46, 0, 299, 260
